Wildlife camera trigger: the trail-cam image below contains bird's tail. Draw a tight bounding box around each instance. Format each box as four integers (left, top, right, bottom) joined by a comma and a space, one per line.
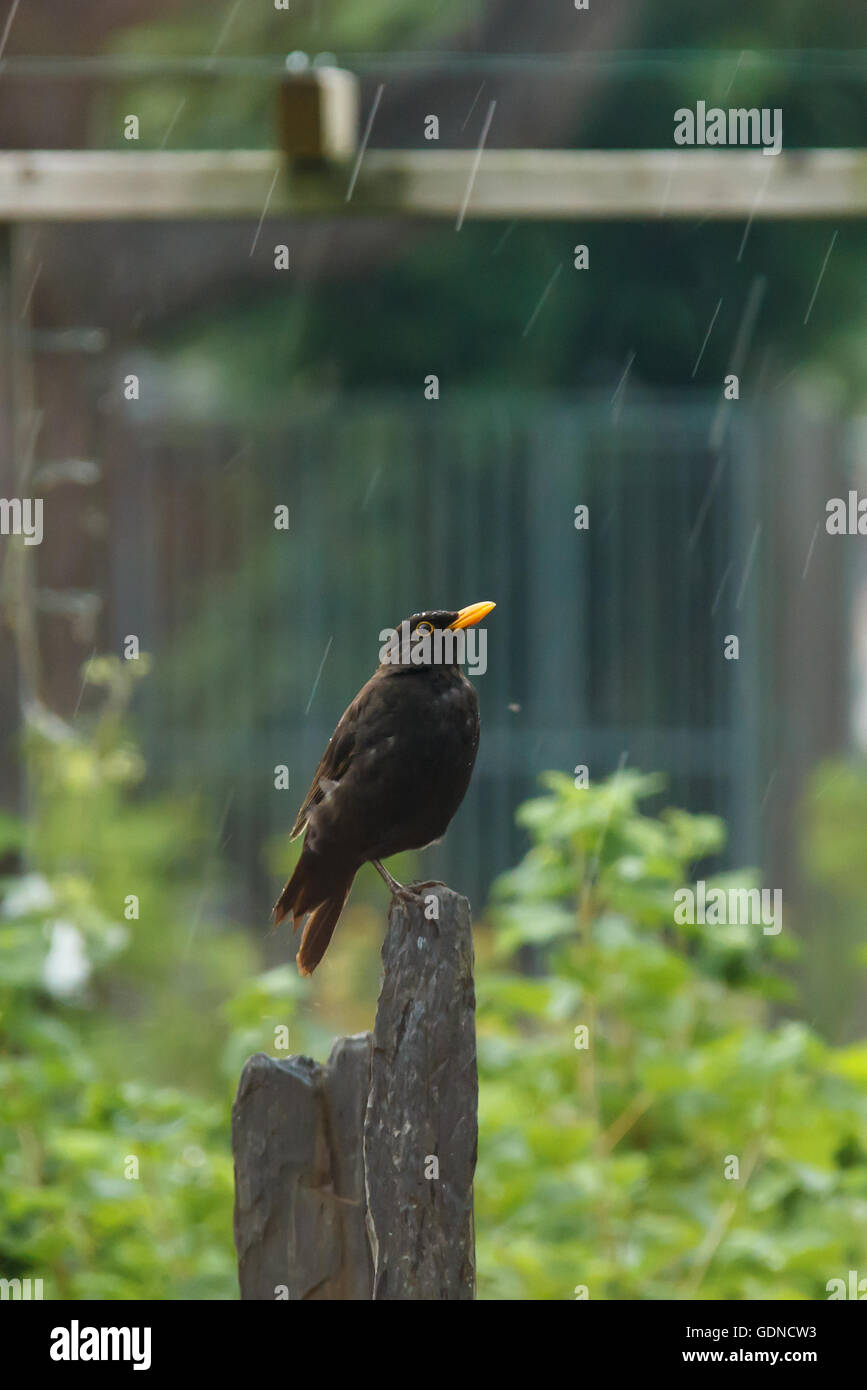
272, 847, 355, 976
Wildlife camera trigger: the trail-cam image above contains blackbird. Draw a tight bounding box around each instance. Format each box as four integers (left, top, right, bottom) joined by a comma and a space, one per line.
273, 601, 495, 974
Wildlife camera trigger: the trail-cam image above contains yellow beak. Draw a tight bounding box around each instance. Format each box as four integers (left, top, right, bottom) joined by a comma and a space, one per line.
449, 600, 496, 630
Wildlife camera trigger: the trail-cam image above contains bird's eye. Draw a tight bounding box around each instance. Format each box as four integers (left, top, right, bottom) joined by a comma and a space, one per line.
416, 621, 434, 636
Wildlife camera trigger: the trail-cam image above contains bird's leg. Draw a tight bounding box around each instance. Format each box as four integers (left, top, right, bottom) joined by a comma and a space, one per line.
372, 858, 405, 893
372, 861, 442, 937
372, 859, 419, 903
369, 861, 430, 906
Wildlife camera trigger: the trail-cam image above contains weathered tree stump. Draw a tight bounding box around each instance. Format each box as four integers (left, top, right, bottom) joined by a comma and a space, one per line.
232, 885, 477, 1300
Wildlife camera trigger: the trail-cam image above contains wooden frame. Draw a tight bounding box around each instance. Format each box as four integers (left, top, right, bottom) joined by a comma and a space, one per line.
0, 148, 863, 221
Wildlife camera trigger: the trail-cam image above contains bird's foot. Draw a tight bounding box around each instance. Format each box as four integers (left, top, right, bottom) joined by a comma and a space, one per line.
406, 879, 447, 895
393, 886, 424, 907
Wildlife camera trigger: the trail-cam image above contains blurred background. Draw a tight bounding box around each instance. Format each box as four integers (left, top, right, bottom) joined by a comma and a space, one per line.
1, 0, 867, 1301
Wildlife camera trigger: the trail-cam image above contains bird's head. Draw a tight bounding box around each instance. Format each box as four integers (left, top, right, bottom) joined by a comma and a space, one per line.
406, 603, 496, 637
378, 602, 496, 671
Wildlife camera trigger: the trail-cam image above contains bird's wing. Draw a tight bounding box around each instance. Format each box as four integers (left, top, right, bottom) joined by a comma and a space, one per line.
289, 692, 364, 839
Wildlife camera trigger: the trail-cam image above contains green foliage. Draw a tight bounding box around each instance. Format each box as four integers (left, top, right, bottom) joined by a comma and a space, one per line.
22, 657, 254, 1096
475, 771, 867, 1300
0, 862, 238, 1298
0, 658, 248, 1299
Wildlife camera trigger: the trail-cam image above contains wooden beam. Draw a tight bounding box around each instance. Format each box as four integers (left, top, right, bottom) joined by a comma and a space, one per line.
0, 148, 864, 221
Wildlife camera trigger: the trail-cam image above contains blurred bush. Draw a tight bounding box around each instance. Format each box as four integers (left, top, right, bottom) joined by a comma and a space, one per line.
0, 658, 246, 1298
475, 770, 867, 1299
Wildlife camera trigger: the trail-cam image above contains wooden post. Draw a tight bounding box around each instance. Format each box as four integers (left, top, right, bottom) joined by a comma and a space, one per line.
275, 67, 359, 164
232, 886, 478, 1300
364, 887, 477, 1299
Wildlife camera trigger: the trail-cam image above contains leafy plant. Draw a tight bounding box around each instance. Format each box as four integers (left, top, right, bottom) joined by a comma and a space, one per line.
475, 770, 867, 1300
0, 658, 245, 1299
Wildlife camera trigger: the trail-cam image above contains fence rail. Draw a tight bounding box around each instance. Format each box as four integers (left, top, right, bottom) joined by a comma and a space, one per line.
0, 149, 865, 220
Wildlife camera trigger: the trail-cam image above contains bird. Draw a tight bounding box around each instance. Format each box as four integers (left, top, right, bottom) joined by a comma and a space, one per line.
273, 601, 495, 975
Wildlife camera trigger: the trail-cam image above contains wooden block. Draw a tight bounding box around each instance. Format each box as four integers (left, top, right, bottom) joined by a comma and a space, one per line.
275, 67, 359, 163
